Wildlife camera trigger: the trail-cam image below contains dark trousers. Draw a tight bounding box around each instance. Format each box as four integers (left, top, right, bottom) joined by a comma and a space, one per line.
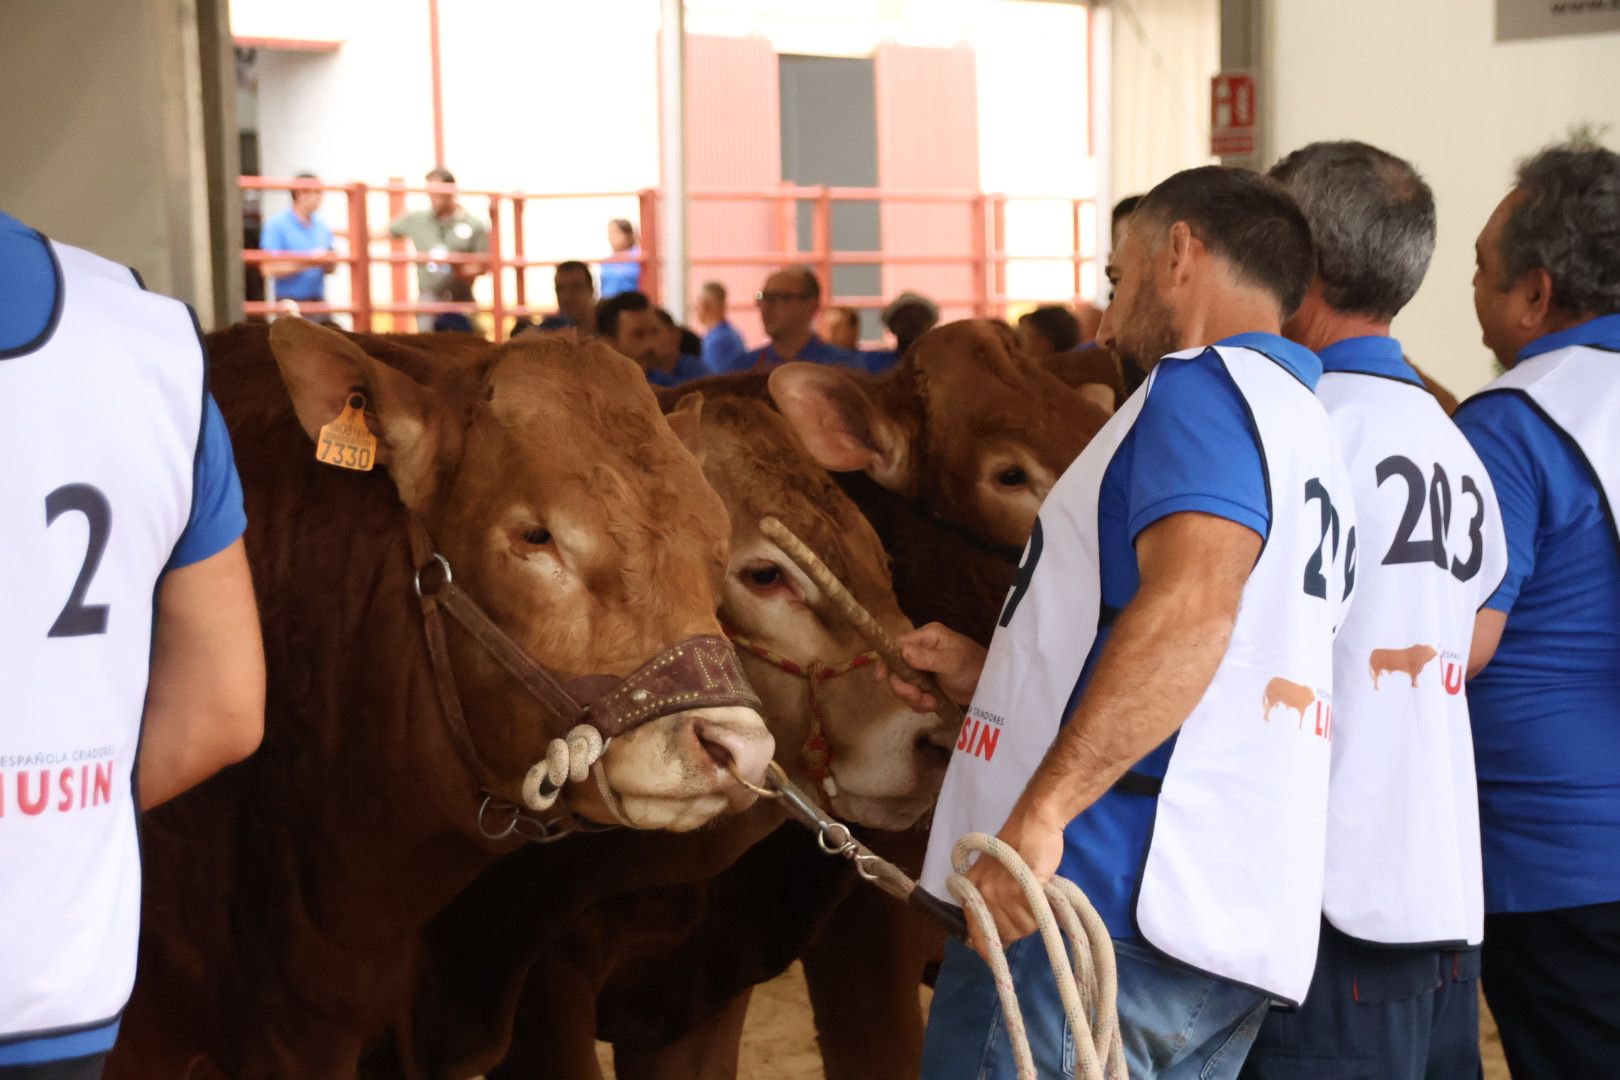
1239, 919, 1480, 1079
1483, 899, 1620, 1079
0, 1055, 106, 1080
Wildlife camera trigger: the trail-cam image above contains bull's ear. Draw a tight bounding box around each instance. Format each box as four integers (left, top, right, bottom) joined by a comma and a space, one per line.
1077, 383, 1115, 415
664, 391, 705, 455
768, 362, 909, 491
268, 318, 441, 507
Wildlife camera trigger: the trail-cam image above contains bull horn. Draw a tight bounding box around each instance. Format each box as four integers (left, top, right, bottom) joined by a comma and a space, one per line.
759, 516, 964, 728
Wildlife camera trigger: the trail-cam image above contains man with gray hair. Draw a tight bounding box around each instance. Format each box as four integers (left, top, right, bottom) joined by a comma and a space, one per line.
1453, 138, 1620, 1077
1243, 140, 1510, 1079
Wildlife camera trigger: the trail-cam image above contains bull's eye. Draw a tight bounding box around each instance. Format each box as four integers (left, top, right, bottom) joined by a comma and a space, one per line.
745, 565, 782, 589
995, 466, 1029, 489
521, 526, 553, 547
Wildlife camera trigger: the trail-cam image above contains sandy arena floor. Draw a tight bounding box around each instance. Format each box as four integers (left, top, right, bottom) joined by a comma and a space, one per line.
596, 964, 1513, 1080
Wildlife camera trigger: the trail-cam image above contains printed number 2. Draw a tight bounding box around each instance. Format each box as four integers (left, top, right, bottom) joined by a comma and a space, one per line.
1303, 478, 1355, 601
998, 518, 1045, 627
44, 484, 113, 637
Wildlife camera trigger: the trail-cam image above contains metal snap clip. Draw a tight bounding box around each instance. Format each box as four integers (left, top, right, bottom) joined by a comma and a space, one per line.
413, 552, 454, 599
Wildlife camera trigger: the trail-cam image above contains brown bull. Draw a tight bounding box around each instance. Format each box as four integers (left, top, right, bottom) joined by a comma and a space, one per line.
108, 321, 771, 1077
1369, 644, 1439, 689
439, 321, 1106, 1079
376, 384, 955, 1078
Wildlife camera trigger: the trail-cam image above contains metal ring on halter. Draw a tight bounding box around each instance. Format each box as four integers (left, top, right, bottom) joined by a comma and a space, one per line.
817, 820, 857, 857
413, 552, 454, 599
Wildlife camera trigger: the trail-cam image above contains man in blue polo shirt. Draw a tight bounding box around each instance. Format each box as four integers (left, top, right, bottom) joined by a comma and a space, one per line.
694, 280, 746, 373
1454, 139, 1620, 1077
0, 210, 265, 1078
739, 266, 864, 373
259, 172, 336, 307
882, 167, 1353, 1079
1238, 140, 1509, 1080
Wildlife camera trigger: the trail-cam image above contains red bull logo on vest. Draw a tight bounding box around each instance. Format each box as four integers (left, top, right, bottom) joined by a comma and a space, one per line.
956, 706, 1005, 762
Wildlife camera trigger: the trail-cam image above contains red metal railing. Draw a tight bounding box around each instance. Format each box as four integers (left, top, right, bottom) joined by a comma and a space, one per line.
240, 177, 1096, 338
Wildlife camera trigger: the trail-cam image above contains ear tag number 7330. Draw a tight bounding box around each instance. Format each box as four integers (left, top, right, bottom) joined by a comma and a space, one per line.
316, 390, 378, 472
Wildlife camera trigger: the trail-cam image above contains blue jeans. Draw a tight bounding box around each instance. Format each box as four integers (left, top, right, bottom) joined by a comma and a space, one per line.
923, 935, 1270, 1079
1240, 919, 1481, 1079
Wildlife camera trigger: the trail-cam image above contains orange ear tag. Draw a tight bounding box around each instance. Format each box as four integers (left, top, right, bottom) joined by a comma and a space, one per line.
315, 390, 379, 472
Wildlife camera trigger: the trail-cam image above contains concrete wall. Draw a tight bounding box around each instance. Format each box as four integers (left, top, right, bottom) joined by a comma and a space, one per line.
0, 0, 233, 322
1266, 0, 1620, 394
1111, 0, 1220, 206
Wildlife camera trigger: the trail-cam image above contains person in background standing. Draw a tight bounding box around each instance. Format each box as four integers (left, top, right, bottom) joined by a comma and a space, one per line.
863, 291, 940, 376
599, 291, 705, 387
258, 172, 335, 311
389, 167, 489, 331
1016, 304, 1082, 359
538, 260, 597, 334
600, 218, 642, 300
744, 266, 863, 372
819, 305, 861, 350
695, 280, 746, 374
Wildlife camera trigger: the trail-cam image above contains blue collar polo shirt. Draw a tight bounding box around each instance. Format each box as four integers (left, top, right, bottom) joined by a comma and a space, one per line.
861, 348, 901, 376
701, 320, 748, 375
1318, 333, 1424, 386
1057, 332, 1317, 939
259, 208, 334, 303
1455, 314, 1620, 915
599, 250, 643, 300
645, 353, 710, 388
743, 334, 865, 373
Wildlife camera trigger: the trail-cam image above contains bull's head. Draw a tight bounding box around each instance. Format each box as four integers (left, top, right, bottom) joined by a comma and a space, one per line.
666, 393, 952, 830
768, 320, 1108, 551
269, 320, 773, 832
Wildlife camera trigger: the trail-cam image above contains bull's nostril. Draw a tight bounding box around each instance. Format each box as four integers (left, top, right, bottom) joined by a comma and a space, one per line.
697, 731, 733, 770
916, 730, 953, 769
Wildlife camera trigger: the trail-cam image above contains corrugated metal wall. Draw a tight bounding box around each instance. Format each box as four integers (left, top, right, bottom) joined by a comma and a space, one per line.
686, 32, 780, 346
874, 43, 981, 325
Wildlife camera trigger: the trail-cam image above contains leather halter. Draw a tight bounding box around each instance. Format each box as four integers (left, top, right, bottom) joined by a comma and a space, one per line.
721, 621, 876, 800
407, 518, 763, 840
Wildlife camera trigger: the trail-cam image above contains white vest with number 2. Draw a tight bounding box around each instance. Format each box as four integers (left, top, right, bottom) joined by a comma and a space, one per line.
921, 343, 1355, 1005
0, 239, 203, 1045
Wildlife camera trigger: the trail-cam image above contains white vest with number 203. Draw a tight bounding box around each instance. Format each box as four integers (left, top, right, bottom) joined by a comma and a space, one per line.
0, 240, 203, 1045
921, 344, 1355, 1005
1317, 368, 1506, 948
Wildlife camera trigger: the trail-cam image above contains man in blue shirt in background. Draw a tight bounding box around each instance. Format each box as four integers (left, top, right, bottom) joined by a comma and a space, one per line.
694, 280, 746, 373
1456, 138, 1620, 1077
739, 266, 864, 373
258, 172, 335, 308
